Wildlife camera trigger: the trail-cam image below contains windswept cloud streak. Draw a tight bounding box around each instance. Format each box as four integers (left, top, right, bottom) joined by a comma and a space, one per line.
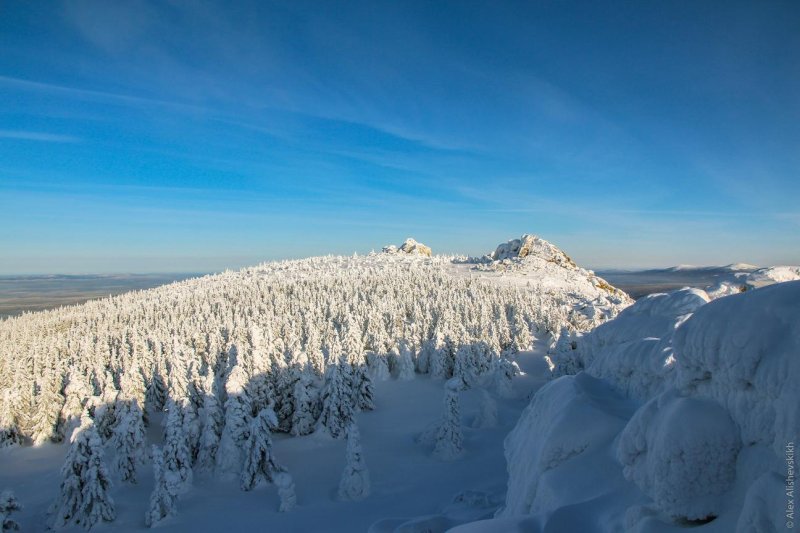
0, 129, 80, 143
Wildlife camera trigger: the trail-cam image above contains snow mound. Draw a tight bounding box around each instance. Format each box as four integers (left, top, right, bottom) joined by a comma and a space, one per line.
548, 288, 709, 401
478, 281, 800, 532
617, 390, 740, 520
382, 238, 432, 256
674, 280, 800, 455
502, 372, 635, 517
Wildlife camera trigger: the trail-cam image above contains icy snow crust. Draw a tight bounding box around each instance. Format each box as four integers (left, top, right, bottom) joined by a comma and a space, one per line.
0, 237, 630, 531
468, 281, 800, 532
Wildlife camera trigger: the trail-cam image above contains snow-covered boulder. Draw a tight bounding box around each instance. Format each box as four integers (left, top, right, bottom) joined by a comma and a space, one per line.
674, 281, 800, 456
382, 238, 432, 256
501, 372, 635, 517
617, 390, 740, 520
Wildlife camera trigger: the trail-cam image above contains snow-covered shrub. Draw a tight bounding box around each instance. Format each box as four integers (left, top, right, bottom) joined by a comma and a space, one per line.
617, 390, 740, 520
0, 490, 21, 532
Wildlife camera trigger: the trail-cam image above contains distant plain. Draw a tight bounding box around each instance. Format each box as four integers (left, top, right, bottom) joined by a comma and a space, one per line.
0, 274, 204, 318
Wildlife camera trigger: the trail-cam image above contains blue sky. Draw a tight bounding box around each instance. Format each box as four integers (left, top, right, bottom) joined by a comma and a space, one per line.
1, 1, 799, 273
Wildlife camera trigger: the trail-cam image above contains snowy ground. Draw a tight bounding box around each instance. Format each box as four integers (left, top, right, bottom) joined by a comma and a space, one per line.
0, 346, 552, 532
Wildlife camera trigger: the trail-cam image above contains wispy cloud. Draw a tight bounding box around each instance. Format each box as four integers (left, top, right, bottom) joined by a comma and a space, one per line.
0, 75, 206, 114
0, 130, 81, 143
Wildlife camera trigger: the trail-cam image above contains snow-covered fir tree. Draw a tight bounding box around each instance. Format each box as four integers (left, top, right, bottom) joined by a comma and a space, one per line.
162, 399, 193, 493
60, 373, 92, 442
352, 364, 375, 412
337, 423, 370, 501
290, 372, 318, 437
195, 373, 224, 473
0, 391, 22, 448
433, 380, 464, 461
0, 490, 21, 532
31, 365, 65, 445
317, 358, 355, 439
111, 397, 146, 483
216, 365, 252, 476
274, 472, 297, 512
144, 445, 177, 528
49, 414, 115, 530
395, 341, 416, 380
240, 408, 285, 491
491, 357, 520, 399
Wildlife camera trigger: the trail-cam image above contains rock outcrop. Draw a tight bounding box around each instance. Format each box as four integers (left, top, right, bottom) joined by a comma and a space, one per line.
383, 238, 432, 257
490, 234, 576, 268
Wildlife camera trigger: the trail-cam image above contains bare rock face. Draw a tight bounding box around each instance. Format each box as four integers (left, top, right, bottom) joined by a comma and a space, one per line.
383, 238, 432, 257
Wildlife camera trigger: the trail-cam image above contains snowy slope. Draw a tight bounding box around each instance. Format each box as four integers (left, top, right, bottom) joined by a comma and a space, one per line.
0, 235, 629, 531
456, 280, 800, 533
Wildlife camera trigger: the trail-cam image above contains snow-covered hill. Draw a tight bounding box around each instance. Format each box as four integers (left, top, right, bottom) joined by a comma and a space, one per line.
0, 235, 630, 531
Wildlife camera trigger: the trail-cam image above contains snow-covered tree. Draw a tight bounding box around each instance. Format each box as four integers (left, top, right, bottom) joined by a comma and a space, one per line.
240, 408, 285, 491
144, 445, 177, 528
452, 344, 477, 390
317, 360, 355, 439
216, 365, 251, 476
395, 341, 416, 380
31, 368, 65, 445
0, 391, 22, 448
111, 398, 146, 483
366, 352, 390, 382
491, 357, 520, 399
338, 423, 370, 501
49, 414, 116, 530
290, 372, 318, 437
274, 472, 297, 512
353, 364, 375, 412
0, 490, 21, 532
162, 399, 192, 493
60, 373, 92, 441
433, 380, 464, 461
196, 374, 224, 473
